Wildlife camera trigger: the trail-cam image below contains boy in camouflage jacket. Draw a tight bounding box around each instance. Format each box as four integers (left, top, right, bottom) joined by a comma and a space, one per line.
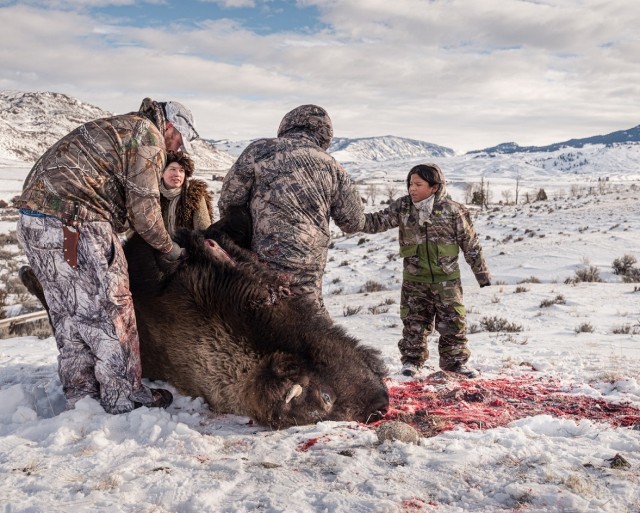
362, 163, 491, 378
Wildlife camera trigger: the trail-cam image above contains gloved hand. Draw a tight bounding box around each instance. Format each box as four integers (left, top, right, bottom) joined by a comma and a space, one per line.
155, 242, 186, 273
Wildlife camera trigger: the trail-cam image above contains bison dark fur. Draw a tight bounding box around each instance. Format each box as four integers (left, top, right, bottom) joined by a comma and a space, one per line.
123, 226, 389, 429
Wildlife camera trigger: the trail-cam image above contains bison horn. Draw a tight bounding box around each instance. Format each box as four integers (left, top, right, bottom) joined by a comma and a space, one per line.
285, 384, 303, 403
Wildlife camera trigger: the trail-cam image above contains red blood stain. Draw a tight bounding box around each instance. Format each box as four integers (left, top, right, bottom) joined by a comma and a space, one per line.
380, 374, 640, 437
297, 435, 331, 452
401, 497, 438, 511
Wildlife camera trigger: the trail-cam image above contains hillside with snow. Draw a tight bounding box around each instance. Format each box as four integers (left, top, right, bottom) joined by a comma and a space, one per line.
213, 130, 640, 191
343, 144, 640, 204
213, 134, 455, 166
0, 91, 109, 166
0, 91, 235, 172
328, 135, 455, 163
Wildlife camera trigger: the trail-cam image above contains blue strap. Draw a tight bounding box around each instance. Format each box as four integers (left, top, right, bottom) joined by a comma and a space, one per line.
19, 208, 58, 219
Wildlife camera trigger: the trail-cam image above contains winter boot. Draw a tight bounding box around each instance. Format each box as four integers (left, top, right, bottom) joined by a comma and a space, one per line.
135, 388, 173, 409
446, 364, 480, 379
401, 362, 422, 377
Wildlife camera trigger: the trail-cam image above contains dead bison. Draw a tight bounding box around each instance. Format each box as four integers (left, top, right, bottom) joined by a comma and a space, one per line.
122, 226, 389, 429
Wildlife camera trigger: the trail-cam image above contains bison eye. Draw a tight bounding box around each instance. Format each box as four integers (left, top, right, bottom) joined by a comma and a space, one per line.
321, 392, 332, 405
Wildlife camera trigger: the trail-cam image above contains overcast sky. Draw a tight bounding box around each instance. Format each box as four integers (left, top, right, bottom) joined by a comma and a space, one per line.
1, 0, 638, 153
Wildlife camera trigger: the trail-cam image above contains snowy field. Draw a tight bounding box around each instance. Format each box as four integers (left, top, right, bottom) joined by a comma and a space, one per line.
1, 158, 639, 512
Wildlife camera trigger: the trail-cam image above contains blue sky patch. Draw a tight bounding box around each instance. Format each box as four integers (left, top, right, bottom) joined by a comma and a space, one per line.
93, 0, 327, 34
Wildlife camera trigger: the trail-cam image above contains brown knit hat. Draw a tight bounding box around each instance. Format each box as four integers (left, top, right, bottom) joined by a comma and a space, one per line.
165, 151, 195, 178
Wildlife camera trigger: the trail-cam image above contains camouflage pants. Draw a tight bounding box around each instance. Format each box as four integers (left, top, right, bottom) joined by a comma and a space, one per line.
399, 278, 470, 370
273, 265, 330, 318
17, 213, 155, 414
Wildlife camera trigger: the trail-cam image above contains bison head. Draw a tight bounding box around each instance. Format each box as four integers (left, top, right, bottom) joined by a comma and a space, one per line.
244, 350, 388, 430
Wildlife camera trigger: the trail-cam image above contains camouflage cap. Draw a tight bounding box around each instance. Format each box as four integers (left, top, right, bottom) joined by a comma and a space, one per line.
277, 104, 333, 150
164, 101, 199, 153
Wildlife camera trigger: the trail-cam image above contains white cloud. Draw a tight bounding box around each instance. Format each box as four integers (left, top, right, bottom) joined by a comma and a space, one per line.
1, 1, 639, 152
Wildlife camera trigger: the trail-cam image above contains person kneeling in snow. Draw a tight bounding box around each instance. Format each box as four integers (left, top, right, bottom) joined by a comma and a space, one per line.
14, 98, 199, 414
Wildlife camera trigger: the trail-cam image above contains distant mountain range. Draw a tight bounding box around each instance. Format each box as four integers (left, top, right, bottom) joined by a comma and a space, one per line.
1, 91, 639, 178
213, 135, 454, 164
470, 125, 640, 155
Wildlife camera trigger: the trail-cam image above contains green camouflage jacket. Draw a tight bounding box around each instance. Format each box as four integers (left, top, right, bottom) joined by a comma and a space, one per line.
15, 111, 173, 254
363, 183, 490, 285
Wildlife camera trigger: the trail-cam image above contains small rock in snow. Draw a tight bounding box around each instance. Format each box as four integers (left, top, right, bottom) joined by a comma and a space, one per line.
376, 421, 421, 444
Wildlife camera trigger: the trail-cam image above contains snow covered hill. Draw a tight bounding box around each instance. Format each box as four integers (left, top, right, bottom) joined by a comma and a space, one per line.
212, 134, 455, 164
328, 135, 454, 163
214, 133, 640, 187
343, 144, 640, 193
0, 91, 236, 172
0, 91, 109, 166
210, 138, 255, 157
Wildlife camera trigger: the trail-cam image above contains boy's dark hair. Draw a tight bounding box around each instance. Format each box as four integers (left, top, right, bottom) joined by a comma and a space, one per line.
166, 151, 195, 178
406, 163, 445, 190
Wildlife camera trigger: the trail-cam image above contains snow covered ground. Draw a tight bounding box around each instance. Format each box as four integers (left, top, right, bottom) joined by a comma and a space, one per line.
1, 160, 639, 512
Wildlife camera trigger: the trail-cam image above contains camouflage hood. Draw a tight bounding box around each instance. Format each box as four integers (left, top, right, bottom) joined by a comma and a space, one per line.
277, 104, 333, 150
427, 163, 448, 203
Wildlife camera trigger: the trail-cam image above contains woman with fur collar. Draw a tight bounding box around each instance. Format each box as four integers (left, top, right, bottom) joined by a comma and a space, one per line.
160, 151, 214, 234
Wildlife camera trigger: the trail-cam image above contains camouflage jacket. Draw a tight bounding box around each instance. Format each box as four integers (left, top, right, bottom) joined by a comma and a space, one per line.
363, 184, 490, 285
218, 107, 364, 283
15, 111, 173, 254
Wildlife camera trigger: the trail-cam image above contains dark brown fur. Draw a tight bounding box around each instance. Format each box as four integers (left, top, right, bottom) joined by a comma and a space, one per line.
124, 226, 389, 428
19, 218, 389, 429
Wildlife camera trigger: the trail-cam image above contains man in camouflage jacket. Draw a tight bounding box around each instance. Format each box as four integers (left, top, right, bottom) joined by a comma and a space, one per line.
362, 163, 490, 377
218, 104, 364, 311
14, 98, 199, 414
